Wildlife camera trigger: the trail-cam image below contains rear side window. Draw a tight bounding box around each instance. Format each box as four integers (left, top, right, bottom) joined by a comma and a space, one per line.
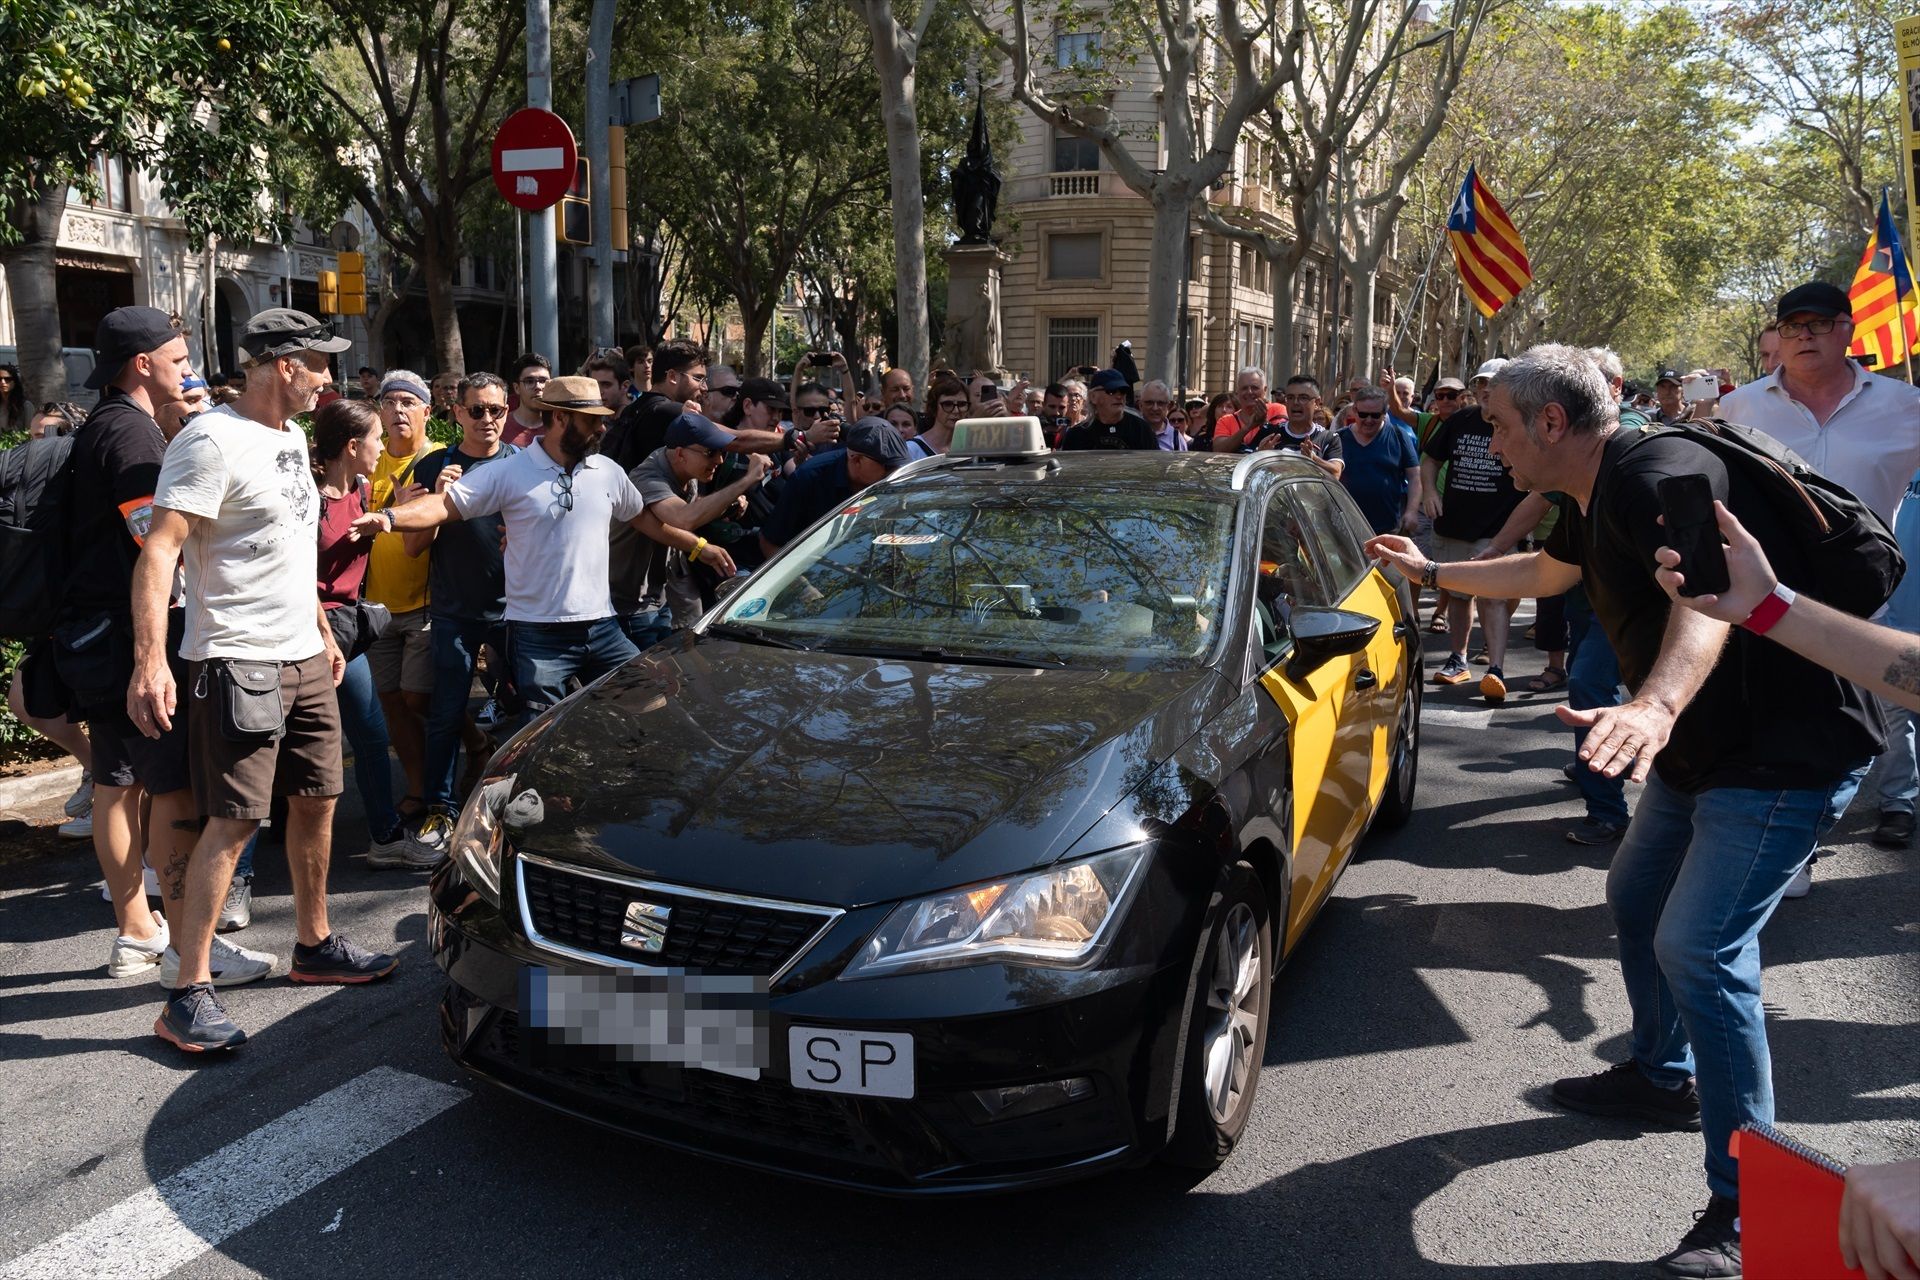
1289, 481, 1369, 599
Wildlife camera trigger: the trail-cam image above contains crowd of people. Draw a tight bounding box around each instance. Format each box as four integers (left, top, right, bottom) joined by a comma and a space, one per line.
3, 274, 1916, 1279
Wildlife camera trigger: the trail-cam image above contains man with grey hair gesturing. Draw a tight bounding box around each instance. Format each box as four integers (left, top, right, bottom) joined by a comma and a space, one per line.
1364, 343, 1882, 1279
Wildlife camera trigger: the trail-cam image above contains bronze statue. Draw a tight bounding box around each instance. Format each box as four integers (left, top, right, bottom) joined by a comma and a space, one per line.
953, 87, 1000, 245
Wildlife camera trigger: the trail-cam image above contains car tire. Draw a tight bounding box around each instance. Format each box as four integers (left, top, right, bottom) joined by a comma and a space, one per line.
1162, 861, 1272, 1170
1374, 665, 1420, 830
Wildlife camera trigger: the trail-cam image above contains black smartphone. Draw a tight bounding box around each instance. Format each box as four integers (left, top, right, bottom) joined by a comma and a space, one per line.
809, 352, 834, 367
977, 382, 1000, 401
1656, 473, 1730, 597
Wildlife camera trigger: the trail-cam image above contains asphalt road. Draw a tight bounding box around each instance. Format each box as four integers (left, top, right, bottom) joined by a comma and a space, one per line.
1, 626, 1915, 1279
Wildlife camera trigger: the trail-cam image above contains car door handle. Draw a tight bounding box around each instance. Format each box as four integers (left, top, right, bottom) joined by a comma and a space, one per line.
1353, 669, 1378, 690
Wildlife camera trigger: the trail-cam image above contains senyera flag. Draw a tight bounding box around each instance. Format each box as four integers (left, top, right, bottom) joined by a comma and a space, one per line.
1447, 166, 1532, 319
1848, 190, 1919, 372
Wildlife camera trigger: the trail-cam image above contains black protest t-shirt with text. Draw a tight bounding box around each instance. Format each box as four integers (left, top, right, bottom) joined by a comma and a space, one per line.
1422, 406, 1524, 540
1060, 408, 1157, 451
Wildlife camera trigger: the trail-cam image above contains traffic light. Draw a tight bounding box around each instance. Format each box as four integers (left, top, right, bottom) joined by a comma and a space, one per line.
318, 270, 338, 315
336, 251, 366, 316
558, 158, 591, 246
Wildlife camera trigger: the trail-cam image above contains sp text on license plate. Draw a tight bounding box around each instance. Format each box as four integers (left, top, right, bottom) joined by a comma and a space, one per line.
787, 1027, 915, 1099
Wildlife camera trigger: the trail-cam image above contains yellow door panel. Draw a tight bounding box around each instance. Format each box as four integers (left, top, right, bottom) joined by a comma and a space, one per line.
1257, 651, 1365, 949
1342, 569, 1407, 811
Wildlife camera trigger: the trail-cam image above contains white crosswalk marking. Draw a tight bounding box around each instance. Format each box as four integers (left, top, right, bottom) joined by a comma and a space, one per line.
0, 1067, 465, 1280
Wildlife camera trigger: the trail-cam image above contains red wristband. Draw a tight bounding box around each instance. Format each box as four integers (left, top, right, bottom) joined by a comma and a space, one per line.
1740, 584, 1795, 635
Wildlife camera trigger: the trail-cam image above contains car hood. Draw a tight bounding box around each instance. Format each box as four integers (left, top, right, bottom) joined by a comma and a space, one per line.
498, 637, 1229, 906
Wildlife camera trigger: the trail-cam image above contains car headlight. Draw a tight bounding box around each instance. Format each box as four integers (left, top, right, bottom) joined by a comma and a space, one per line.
450, 775, 516, 903
843, 847, 1149, 979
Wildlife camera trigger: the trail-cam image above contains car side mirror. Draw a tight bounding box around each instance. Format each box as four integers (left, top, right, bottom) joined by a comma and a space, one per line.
711, 575, 751, 603
1284, 606, 1380, 682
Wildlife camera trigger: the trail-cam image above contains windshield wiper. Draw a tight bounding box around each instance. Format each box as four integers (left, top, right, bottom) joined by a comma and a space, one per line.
835, 643, 1069, 670
704, 621, 813, 651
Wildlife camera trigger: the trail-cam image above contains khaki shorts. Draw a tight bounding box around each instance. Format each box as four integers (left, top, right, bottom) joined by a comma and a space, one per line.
189, 653, 344, 821
368, 606, 434, 694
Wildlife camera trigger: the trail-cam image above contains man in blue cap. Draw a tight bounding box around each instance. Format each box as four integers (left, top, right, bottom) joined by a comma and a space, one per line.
760, 417, 912, 553
1059, 369, 1155, 450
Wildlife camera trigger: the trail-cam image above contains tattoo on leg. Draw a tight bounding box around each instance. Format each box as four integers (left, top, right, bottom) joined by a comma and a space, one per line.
165, 848, 190, 901
1887, 646, 1920, 697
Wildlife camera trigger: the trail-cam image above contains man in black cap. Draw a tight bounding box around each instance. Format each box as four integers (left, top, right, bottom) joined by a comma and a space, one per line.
1059, 369, 1154, 450
58, 306, 192, 980
1653, 368, 1687, 426
610, 412, 768, 648
1723, 279, 1920, 891
760, 417, 912, 553
130, 308, 395, 1053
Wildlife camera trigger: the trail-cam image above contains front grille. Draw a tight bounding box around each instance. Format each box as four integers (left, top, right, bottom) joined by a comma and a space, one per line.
518, 858, 827, 977
476, 1012, 887, 1167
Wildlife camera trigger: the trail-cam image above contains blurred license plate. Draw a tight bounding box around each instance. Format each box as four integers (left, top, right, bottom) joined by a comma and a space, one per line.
520, 966, 768, 1079
787, 1027, 915, 1099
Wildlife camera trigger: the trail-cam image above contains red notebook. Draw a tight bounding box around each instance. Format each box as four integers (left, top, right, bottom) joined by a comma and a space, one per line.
1735, 1122, 1855, 1279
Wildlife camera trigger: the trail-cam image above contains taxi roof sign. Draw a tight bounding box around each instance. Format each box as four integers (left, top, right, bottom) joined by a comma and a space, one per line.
948, 416, 1048, 458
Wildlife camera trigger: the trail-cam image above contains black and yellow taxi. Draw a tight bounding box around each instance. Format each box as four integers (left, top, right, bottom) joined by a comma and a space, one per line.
428, 418, 1421, 1193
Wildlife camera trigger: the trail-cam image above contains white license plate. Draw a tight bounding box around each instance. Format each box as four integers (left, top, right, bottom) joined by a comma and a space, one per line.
787, 1027, 915, 1099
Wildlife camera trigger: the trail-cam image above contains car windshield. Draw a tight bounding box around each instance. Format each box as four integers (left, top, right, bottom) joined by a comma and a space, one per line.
713, 483, 1238, 670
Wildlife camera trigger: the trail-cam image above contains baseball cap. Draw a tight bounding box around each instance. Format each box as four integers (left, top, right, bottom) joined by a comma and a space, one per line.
737, 376, 789, 409
1656, 368, 1682, 386
1088, 368, 1129, 392
663, 412, 735, 451
1472, 358, 1508, 382
84, 306, 185, 389
842, 417, 911, 473
237, 308, 352, 363
529, 374, 617, 416
1777, 280, 1850, 321
1434, 377, 1466, 392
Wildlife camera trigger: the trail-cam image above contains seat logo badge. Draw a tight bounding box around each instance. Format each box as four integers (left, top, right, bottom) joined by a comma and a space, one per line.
620, 900, 672, 954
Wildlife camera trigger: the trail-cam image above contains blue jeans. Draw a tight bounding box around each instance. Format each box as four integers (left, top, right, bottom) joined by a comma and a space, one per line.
1878, 700, 1918, 814
509, 618, 638, 717
424, 615, 509, 814
1566, 599, 1629, 828
335, 653, 400, 840
619, 606, 673, 651
1606, 772, 1844, 1199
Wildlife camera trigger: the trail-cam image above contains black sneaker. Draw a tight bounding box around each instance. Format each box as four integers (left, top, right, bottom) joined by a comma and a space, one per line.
1566, 818, 1627, 846
1657, 1194, 1740, 1278
154, 983, 247, 1053
1549, 1060, 1701, 1131
1873, 809, 1915, 847
290, 934, 398, 985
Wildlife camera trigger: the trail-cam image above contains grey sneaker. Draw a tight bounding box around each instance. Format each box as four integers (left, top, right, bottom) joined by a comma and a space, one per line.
107, 918, 170, 978
155, 983, 247, 1053
367, 823, 445, 870
290, 934, 397, 985
217, 874, 253, 933
64, 769, 94, 818
158, 935, 277, 988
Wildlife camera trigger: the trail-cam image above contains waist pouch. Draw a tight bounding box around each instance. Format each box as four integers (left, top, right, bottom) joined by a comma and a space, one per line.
50, 612, 130, 709
199, 658, 286, 743
326, 600, 392, 664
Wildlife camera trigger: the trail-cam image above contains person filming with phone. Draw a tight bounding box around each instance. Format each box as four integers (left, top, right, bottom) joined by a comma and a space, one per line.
1364, 343, 1884, 1279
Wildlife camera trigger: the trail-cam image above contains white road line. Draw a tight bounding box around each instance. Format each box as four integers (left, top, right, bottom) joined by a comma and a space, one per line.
0, 1067, 465, 1280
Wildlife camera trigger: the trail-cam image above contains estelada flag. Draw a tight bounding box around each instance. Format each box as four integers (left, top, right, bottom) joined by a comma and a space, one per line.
1847, 190, 1919, 371
1447, 166, 1532, 319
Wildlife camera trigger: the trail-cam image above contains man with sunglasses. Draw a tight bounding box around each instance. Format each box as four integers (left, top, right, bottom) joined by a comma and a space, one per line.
1336, 388, 1421, 535
1722, 280, 1920, 892
702, 365, 742, 419
352, 375, 734, 721
405, 373, 519, 859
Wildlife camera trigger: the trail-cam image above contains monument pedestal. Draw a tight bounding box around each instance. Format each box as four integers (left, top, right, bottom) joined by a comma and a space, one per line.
941, 243, 1008, 380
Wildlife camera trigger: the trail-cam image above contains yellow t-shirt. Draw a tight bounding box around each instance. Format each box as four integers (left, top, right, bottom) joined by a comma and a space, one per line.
364, 440, 445, 613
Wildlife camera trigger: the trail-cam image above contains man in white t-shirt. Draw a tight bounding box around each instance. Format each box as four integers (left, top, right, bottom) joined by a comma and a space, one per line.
129, 309, 398, 1055
357, 375, 736, 715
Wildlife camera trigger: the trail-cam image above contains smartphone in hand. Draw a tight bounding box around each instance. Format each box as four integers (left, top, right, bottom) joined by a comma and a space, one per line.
1656, 473, 1730, 596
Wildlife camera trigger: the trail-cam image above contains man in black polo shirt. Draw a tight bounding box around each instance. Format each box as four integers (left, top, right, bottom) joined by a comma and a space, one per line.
57, 307, 197, 977
760, 418, 911, 553
407, 373, 518, 858
1059, 369, 1155, 450
1365, 343, 1880, 1279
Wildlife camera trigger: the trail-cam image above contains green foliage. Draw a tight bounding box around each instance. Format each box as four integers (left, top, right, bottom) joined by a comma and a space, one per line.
0, 638, 32, 761
425, 414, 460, 448
0, 0, 328, 245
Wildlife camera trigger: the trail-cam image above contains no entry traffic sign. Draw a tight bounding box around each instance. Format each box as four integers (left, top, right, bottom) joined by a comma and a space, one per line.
491, 108, 578, 212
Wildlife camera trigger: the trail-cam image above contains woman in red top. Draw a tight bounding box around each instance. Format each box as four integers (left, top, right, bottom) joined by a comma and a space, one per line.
312, 402, 427, 867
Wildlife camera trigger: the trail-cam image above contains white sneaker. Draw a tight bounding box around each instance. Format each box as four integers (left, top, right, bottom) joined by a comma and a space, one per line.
64, 769, 94, 818
367, 825, 445, 870
1782, 862, 1813, 899
60, 813, 93, 840
107, 917, 170, 977
96, 865, 162, 900
157, 935, 277, 988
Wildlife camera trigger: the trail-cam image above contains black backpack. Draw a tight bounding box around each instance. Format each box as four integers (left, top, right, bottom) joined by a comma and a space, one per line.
1632, 417, 1904, 618
0, 434, 75, 638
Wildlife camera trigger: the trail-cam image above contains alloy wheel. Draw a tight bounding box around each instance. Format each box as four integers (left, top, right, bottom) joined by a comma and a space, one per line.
1201, 902, 1263, 1125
